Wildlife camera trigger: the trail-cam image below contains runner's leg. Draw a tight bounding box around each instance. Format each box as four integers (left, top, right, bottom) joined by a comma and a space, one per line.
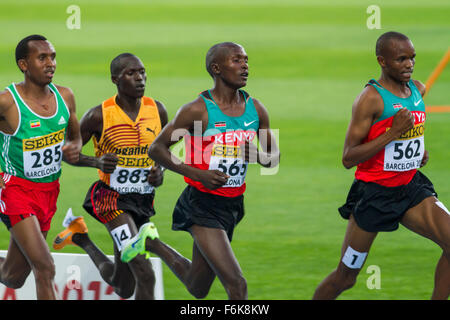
401, 196, 450, 300
313, 215, 378, 299
2, 216, 58, 299
189, 225, 247, 300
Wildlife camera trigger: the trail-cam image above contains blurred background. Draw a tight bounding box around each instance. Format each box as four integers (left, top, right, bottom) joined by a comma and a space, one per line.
0, 0, 449, 299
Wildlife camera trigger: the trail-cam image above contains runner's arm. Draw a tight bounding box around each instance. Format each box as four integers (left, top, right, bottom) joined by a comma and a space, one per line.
413, 79, 429, 167
244, 99, 280, 168
58, 87, 82, 164
68, 105, 118, 173
342, 87, 415, 169
0, 91, 15, 189
147, 100, 169, 187
148, 99, 229, 190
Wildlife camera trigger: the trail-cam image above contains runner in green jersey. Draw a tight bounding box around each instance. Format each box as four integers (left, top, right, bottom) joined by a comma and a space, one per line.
0, 35, 82, 300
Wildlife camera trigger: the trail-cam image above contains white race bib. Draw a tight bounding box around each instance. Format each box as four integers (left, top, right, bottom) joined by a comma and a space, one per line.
109, 167, 154, 194
384, 136, 424, 172
110, 224, 132, 252
23, 129, 65, 179
208, 144, 248, 188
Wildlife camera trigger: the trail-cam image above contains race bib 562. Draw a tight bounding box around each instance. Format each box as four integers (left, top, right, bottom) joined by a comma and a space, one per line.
384, 122, 425, 172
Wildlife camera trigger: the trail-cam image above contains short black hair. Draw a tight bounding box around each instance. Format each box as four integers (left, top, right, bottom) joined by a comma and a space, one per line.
15, 34, 47, 67
110, 53, 137, 77
375, 31, 410, 56
205, 42, 241, 78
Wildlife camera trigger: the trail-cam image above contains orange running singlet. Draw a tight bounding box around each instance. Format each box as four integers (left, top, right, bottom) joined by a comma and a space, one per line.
93, 95, 161, 194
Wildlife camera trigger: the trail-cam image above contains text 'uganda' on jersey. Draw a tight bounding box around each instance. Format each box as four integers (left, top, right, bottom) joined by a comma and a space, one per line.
0, 83, 70, 183
93, 95, 161, 194
355, 79, 426, 187
184, 90, 259, 197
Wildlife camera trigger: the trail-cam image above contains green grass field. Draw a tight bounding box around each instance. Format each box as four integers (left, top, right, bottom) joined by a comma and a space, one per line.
0, 0, 449, 300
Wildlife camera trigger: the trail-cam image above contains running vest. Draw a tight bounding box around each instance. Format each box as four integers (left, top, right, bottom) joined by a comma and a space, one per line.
93, 95, 161, 194
184, 90, 259, 197
355, 79, 426, 187
0, 83, 70, 182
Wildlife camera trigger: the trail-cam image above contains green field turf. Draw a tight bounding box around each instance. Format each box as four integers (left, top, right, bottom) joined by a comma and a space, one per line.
0, 0, 449, 300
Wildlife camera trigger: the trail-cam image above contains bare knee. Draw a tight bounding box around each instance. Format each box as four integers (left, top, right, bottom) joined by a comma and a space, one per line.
115, 285, 135, 299
32, 258, 56, 283
131, 257, 156, 286
188, 283, 211, 299
1, 270, 30, 289
225, 274, 247, 299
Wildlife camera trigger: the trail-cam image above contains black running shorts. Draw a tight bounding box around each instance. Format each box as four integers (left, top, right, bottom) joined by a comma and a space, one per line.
339, 171, 437, 232
172, 185, 245, 241
82, 180, 155, 228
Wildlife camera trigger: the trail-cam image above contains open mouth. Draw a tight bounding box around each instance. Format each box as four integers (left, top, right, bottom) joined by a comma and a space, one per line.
45, 69, 55, 77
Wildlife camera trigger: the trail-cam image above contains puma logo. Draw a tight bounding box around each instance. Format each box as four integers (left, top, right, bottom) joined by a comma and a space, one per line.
146, 127, 157, 136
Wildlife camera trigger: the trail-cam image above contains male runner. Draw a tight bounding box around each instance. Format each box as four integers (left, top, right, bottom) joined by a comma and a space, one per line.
52, 53, 167, 299
313, 32, 450, 300
120, 42, 280, 299
0, 35, 82, 300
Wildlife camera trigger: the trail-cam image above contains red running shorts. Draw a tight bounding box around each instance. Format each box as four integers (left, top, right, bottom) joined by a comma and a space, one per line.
0, 173, 60, 232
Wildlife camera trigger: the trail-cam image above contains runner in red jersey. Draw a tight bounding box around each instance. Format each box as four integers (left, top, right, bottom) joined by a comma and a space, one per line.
313, 32, 450, 300
121, 42, 280, 299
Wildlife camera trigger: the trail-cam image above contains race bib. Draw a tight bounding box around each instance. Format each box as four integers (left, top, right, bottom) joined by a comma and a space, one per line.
22, 129, 65, 179
208, 144, 248, 188
110, 224, 132, 252
109, 166, 154, 194
384, 123, 425, 172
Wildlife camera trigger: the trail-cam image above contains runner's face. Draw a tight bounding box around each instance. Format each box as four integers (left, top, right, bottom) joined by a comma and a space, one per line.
381, 39, 415, 82
21, 40, 56, 85
116, 57, 147, 98
218, 45, 249, 89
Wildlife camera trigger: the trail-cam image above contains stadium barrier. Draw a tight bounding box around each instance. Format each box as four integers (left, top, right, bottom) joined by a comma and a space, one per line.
0, 250, 164, 300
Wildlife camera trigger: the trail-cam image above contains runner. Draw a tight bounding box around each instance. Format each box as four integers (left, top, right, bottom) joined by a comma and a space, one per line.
121, 42, 280, 299
0, 35, 82, 300
313, 32, 450, 300
53, 53, 167, 299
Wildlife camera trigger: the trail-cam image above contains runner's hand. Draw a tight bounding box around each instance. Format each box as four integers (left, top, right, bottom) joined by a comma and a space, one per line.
420, 150, 429, 167
391, 108, 415, 138
198, 170, 229, 190
0, 176, 5, 189
97, 153, 118, 173
147, 164, 164, 187
62, 141, 82, 164
240, 139, 258, 163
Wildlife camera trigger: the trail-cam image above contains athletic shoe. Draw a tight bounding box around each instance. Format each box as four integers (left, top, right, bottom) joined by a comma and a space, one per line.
121, 222, 159, 263
53, 209, 88, 250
